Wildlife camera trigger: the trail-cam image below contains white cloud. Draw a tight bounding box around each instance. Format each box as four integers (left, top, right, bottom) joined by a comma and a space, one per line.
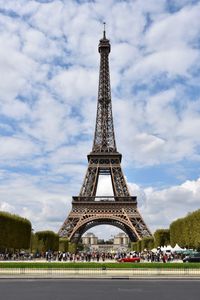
0, 32, 33, 103
22, 27, 59, 62
145, 4, 200, 51
113, 82, 200, 166
21, 92, 69, 149
0, 136, 38, 161
51, 66, 98, 102
143, 178, 200, 232
129, 48, 199, 79
0, 173, 71, 232
111, 42, 139, 72
0, 201, 15, 213
0, 100, 30, 119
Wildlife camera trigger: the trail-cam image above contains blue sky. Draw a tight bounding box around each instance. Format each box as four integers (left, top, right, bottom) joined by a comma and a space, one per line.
0, 0, 200, 239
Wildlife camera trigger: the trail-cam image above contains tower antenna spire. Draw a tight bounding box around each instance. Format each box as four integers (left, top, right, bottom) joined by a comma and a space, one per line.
103, 22, 106, 39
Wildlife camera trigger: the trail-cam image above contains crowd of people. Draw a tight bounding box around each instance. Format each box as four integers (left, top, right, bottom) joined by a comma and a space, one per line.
140, 250, 182, 263
0, 249, 184, 262
0, 252, 33, 261
56, 251, 120, 262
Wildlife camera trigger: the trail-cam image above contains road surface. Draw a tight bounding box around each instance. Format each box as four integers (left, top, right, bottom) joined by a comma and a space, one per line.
0, 279, 199, 300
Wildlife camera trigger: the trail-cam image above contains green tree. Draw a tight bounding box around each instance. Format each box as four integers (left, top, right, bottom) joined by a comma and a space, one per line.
154, 229, 170, 247
141, 237, 154, 251
131, 242, 137, 252
35, 231, 59, 252
68, 242, 77, 253
59, 238, 69, 252
192, 210, 200, 250
136, 240, 142, 253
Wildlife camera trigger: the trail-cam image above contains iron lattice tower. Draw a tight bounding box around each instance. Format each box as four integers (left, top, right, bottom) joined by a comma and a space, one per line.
59, 28, 151, 243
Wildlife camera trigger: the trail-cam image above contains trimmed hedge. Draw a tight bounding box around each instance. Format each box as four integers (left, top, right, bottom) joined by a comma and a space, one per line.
35, 231, 59, 252
170, 209, 200, 249
0, 211, 31, 250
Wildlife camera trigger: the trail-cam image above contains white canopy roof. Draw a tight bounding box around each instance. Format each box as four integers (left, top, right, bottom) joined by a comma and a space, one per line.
172, 244, 183, 252
165, 245, 173, 251
151, 244, 185, 253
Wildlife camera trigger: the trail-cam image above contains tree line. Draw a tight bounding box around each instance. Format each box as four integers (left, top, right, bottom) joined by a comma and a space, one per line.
0, 211, 69, 253
131, 209, 200, 252
170, 209, 200, 249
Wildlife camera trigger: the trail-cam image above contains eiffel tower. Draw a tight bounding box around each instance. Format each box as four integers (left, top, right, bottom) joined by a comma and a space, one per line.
59, 27, 151, 243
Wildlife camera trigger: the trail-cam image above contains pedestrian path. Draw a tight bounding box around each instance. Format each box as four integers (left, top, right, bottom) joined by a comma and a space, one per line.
0, 267, 200, 279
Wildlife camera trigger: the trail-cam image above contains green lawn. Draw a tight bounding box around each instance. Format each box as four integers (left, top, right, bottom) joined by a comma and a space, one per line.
0, 262, 200, 269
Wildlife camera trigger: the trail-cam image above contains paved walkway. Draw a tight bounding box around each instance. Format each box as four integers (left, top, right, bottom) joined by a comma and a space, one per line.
0, 267, 200, 279
0, 259, 198, 279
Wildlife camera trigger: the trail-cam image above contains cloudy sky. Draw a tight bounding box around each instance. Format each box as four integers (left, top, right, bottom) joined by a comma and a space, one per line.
0, 0, 200, 239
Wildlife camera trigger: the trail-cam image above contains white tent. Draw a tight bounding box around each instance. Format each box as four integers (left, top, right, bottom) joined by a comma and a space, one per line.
161, 246, 167, 251
172, 244, 183, 252
165, 245, 173, 251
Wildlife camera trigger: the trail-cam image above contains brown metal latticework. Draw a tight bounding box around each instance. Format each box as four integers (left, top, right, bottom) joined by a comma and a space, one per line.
59, 29, 151, 243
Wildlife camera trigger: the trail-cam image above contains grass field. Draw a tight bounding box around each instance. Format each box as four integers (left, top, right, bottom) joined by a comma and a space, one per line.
0, 262, 200, 269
